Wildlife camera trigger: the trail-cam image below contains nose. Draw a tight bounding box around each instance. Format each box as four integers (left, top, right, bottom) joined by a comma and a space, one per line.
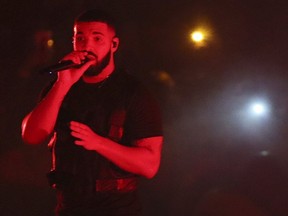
79, 38, 93, 51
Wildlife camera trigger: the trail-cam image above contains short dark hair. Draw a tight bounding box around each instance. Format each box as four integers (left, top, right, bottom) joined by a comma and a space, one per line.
75, 9, 118, 36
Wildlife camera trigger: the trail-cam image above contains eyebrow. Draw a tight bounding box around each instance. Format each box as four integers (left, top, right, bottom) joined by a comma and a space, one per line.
76, 31, 104, 35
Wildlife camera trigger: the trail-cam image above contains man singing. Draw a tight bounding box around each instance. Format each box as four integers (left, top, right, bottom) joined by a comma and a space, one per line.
21, 9, 163, 216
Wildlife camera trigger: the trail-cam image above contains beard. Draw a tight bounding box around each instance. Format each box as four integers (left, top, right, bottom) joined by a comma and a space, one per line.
84, 50, 111, 77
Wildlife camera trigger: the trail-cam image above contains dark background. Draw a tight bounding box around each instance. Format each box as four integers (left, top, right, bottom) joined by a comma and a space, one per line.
1, 0, 288, 215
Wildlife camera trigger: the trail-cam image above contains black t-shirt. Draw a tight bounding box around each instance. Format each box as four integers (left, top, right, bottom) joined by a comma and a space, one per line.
44, 69, 162, 215
50, 69, 162, 179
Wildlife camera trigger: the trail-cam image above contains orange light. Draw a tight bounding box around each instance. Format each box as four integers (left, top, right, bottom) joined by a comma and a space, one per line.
47, 39, 54, 48
191, 31, 204, 42
189, 25, 213, 48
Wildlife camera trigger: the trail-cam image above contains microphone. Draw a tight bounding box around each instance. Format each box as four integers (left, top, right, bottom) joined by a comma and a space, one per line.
39, 59, 88, 75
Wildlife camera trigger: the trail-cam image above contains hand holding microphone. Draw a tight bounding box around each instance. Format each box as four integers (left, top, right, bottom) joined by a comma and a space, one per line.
40, 51, 97, 75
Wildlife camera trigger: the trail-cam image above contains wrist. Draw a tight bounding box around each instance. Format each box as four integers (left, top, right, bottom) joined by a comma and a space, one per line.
55, 79, 73, 90
96, 136, 111, 151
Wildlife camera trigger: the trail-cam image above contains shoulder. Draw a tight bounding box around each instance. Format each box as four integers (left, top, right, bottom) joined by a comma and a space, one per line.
112, 69, 142, 89
109, 69, 153, 101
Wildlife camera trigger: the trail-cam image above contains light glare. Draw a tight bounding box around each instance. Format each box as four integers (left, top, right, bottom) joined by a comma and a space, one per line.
47, 39, 54, 47
252, 103, 265, 115
191, 31, 204, 42
189, 26, 212, 48
248, 100, 270, 118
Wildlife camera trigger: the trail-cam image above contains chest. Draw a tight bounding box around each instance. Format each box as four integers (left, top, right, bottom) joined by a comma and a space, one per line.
58, 80, 131, 136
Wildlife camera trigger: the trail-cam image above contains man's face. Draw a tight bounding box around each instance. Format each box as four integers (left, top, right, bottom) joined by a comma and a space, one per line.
73, 21, 118, 76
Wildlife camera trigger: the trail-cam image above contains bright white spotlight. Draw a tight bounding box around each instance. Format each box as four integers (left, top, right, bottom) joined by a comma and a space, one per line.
252, 103, 265, 114
249, 101, 269, 117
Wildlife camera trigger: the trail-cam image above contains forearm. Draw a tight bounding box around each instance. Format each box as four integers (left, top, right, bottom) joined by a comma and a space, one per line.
72, 127, 163, 178
22, 81, 71, 144
99, 139, 160, 178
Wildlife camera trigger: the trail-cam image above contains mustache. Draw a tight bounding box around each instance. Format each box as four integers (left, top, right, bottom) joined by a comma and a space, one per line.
83, 51, 97, 58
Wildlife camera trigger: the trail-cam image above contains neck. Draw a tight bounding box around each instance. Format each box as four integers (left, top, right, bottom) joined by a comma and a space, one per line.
82, 63, 115, 84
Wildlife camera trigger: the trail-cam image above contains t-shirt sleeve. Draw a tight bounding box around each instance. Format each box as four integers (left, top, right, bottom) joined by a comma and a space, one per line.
126, 85, 163, 140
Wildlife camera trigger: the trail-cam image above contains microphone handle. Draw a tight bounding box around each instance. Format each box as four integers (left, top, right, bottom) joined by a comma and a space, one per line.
39, 60, 85, 75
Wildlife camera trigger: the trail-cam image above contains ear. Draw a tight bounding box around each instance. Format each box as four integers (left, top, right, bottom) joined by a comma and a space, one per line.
111, 37, 119, 52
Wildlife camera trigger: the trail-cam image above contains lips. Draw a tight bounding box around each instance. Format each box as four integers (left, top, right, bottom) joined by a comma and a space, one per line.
86, 51, 97, 58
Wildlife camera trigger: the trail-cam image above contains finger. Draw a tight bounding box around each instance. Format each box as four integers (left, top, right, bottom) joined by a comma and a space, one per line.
70, 126, 89, 136
70, 121, 87, 129
70, 124, 81, 133
72, 51, 96, 65
74, 139, 84, 146
61, 52, 80, 64
74, 140, 93, 151
71, 131, 87, 140
70, 121, 82, 129
70, 123, 83, 131
81, 58, 97, 69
